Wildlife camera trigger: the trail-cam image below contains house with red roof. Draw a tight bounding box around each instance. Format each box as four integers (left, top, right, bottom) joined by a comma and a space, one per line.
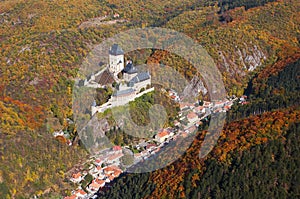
73, 189, 87, 198
70, 172, 83, 184
112, 145, 122, 151
88, 179, 105, 193
155, 130, 170, 143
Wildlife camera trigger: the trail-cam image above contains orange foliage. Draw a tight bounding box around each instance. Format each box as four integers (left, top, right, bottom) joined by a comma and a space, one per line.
147, 108, 299, 198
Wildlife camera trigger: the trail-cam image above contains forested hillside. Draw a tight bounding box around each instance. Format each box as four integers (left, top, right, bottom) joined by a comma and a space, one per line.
98, 108, 299, 198
0, 0, 299, 198
97, 55, 300, 198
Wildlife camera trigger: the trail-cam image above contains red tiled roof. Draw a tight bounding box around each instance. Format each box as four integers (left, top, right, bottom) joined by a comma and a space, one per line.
114, 170, 122, 177
112, 145, 122, 151
96, 179, 105, 185
157, 130, 169, 138
104, 167, 114, 173
109, 175, 115, 181
89, 181, 101, 189
74, 189, 87, 196
224, 105, 230, 109
72, 172, 81, 179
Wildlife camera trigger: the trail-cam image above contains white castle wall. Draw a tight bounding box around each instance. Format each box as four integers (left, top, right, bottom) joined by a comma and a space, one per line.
91, 87, 155, 115
133, 78, 151, 92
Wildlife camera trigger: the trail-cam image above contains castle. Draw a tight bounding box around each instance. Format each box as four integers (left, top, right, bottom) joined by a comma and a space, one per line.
90, 44, 153, 115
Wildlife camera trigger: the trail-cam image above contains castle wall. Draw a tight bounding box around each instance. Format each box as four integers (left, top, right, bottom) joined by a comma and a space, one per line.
133, 78, 151, 92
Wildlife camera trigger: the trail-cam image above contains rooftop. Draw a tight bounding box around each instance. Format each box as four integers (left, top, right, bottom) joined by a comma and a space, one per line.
72, 172, 81, 179
156, 130, 169, 138
109, 44, 124, 56
95, 69, 115, 85
113, 88, 135, 97
129, 72, 150, 86
123, 62, 138, 74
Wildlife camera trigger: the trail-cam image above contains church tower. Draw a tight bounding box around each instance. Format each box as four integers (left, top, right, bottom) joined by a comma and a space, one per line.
109, 44, 124, 77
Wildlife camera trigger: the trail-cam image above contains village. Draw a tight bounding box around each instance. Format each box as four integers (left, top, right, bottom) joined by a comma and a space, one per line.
62, 91, 246, 199
59, 44, 248, 199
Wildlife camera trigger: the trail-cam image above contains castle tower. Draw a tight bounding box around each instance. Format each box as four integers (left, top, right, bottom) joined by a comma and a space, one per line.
109, 44, 124, 77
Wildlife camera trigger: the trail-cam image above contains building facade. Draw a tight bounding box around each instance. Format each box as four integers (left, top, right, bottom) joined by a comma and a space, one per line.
108, 44, 124, 76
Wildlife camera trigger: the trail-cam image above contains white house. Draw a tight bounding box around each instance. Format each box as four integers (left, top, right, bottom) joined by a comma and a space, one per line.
155, 129, 173, 143
73, 189, 88, 199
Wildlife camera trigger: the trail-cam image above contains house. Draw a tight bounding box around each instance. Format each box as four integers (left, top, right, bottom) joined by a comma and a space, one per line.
113, 169, 122, 178
112, 145, 122, 151
146, 143, 157, 151
70, 172, 83, 183
155, 129, 171, 143
104, 172, 117, 182
88, 179, 105, 193
103, 167, 115, 175
95, 179, 106, 187
187, 112, 198, 124
103, 166, 122, 180
73, 189, 87, 199
88, 181, 101, 192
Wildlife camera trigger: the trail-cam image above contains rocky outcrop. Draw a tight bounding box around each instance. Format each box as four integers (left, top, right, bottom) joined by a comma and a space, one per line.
218, 43, 267, 74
